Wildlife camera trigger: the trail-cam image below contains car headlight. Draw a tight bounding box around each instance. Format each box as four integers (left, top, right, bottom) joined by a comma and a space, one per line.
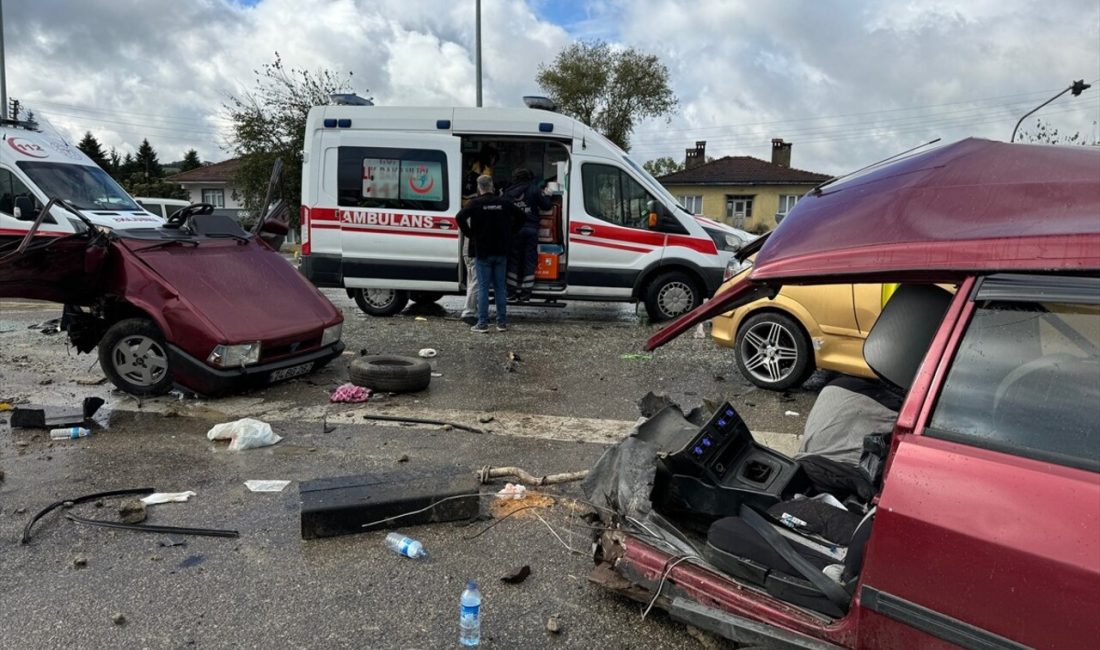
321, 322, 343, 347
207, 342, 262, 368
723, 234, 743, 249
723, 258, 753, 282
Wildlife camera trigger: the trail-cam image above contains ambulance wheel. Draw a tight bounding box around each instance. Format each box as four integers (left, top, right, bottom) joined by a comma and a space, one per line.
644, 272, 702, 322
353, 288, 409, 317
734, 312, 813, 390
410, 292, 444, 304
98, 318, 173, 397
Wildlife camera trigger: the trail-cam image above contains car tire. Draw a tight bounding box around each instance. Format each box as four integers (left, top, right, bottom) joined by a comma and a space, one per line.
352, 288, 409, 317
644, 271, 703, 323
410, 291, 444, 304
734, 312, 813, 391
98, 318, 173, 397
349, 355, 432, 393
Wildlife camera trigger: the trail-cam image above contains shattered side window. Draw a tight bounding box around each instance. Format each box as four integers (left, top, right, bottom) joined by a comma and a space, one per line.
927, 300, 1100, 472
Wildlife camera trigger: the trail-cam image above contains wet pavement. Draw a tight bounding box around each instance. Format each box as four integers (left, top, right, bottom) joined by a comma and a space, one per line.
0, 292, 831, 648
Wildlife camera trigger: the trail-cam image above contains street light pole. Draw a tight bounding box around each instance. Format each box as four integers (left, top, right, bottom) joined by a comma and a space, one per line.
475, 0, 482, 107
1010, 79, 1092, 142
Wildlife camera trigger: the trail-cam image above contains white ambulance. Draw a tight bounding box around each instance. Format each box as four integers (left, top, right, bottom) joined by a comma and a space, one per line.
0, 119, 164, 237
299, 103, 748, 321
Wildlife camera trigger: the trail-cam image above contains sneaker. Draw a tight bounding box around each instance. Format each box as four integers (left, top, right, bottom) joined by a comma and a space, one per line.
471, 324, 490, 333
496, 323, 509, 332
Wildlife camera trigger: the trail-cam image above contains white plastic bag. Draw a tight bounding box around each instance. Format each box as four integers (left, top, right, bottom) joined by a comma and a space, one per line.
206, 418, 282, 451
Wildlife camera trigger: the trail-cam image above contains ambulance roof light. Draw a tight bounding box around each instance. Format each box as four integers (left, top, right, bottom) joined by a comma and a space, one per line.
523, 96, 558, 112
329, 93, 374, 106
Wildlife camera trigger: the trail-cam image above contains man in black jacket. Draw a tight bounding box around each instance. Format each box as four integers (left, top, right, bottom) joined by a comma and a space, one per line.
503, 168, 552, 301
456, 175, 525, 332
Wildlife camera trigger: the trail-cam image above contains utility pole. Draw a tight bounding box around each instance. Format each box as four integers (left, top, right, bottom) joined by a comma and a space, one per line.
475, 0, 482, 107
1, 0, 7, 120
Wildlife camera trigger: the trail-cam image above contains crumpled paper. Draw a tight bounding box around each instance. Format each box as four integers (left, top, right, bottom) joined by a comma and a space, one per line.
207, 418, 282, 451
141, 491, 196, 505
496, 483, 527, 500
330, 383, 371, 403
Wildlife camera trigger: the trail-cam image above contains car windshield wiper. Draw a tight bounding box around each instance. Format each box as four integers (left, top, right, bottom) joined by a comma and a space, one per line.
202, 232, 252, 244
132, 239, 200, 253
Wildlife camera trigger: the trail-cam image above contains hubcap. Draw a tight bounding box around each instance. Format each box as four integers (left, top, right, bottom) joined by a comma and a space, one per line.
740, 321, 800, 384
111, 335, 168, 387
657, 281, 694, 317
364, 289, 396, 309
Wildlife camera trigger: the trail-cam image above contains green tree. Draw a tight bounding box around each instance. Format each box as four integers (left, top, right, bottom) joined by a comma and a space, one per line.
536, 40, 677, 150
643, 156, 684, 177
77, 132, 111, 171
107, 148, 122, 177
117, 153, 138, 181
179, 149, 203, 172
126, 178, 188, 200
133, 139, 163, 180
224, 53, 361, 225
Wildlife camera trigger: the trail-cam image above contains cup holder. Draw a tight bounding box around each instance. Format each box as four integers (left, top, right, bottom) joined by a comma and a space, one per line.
742, 459, 774, 484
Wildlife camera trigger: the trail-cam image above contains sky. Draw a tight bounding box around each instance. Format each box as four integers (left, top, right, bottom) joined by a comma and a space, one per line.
5, 0, 1099, 174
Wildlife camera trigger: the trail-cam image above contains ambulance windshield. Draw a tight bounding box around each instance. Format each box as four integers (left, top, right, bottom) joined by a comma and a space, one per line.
17, 161, 141, 212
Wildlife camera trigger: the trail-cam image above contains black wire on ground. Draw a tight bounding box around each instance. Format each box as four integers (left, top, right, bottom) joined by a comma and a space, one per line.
64, 513, 239, 538
21, 487, 155, 544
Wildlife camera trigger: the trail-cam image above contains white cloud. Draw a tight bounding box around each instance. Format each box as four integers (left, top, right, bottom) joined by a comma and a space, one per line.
6, 0, 1098, 174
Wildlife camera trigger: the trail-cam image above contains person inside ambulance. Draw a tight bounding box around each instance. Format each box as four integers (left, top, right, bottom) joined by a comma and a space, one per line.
503, 167, 550, 301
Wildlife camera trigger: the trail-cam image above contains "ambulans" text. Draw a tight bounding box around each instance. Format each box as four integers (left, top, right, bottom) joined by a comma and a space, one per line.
340, 210, 435, 229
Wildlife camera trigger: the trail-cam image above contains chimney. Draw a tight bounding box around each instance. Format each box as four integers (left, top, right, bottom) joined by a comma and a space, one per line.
684, 140, 707, 170
771, 138, 792, 168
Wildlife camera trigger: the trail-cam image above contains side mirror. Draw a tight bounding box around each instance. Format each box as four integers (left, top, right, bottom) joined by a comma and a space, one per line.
13, 195, 39, 221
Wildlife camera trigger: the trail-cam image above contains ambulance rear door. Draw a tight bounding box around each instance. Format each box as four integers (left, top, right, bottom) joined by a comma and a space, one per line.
318, 130, 462, 292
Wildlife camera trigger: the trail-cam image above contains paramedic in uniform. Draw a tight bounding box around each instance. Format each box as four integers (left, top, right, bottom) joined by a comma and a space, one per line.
503, 168, 551, 301
457, 175, 525, 333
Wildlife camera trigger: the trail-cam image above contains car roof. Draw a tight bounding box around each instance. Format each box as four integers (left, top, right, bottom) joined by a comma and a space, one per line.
647, 138, 1100, 350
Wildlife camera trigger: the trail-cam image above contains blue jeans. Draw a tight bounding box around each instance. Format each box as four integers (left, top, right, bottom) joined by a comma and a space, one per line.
475, 255, 508, 327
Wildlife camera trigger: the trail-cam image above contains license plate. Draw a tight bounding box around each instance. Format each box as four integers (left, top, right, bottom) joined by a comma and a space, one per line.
269, 362, 314, 382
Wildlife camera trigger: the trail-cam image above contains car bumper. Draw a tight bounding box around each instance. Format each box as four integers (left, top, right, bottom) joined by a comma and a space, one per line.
167, 341, 345, 396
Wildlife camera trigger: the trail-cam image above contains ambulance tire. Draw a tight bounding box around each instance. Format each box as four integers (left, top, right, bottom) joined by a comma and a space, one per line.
98, 318, 174, 397
643, 271, 703, 323
353, 288, 409, 317
410, 292, 444, 304
349, 355, 432, 393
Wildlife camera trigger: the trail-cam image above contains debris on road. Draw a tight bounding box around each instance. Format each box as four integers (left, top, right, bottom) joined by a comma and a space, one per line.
478, 414, 495, 424
64, 512, 240, 538
158, 535, 187, 548
0, 402, 12, 411
384, 532, 429, 559
546, 615, 562, 634
207, 418, 282, 451
22, 488, 154, 544
118, 499, 148, 524
349, 355, 432, 393
417, 348, 438, 358
10, 397, 105, 429
140, 491, 197, 505
244, 480, 291, 492
72, 554, 88, 569
431, 372, 443, 377
495, 483, 527, 500
360, 413, 485, 434
396, 454, 410, 463
784, 410, 801, 417
500, 565, 531, 584
50, 426, 91, 441
477, 465, 588, 487
330, 383, 371, 403
620, 352, 652, 361
111, 613, 126, 626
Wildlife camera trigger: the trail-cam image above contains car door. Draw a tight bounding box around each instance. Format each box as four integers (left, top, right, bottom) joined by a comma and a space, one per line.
857, 275, 1100, 649
567, 161, 668, 297
317, 131, 461, 292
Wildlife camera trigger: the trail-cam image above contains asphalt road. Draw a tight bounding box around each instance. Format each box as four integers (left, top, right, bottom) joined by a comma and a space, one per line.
0, 292, 831, 649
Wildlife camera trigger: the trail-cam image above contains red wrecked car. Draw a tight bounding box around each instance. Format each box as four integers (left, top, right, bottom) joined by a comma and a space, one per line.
585, 139, 1099, 649
1, 121, 343, 396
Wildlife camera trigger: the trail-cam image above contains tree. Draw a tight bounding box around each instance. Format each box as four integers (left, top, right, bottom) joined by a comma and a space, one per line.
1017, 118, 1085, 145
117, 153, 138, 181
107, 147, 122, 176
125, 178, 188, 200
536, 40, 677, 150
133, 139, 163, 180
643, 156, 684, 177
224, 53, 361, 225
179, 149, 203, 172
77, 132, 111, 171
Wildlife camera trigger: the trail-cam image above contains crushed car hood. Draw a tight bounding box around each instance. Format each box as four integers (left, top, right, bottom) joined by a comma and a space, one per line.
647, 138, 1100, 350
121, 238, 341, 342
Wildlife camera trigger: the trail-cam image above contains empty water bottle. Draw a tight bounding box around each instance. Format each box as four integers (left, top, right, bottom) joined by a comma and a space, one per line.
50, 427, 91, 441
459, 580, 481, 646
384, 532, 428, 559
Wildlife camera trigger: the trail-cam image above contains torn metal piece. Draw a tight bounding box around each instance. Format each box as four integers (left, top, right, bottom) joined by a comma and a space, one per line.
478, 466, 588, 486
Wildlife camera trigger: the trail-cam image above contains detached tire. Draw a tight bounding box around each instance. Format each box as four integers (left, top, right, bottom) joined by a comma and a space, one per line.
644, 271, 703, 322
98, 318, 173, 397
352, 288, 409, 317
349, 355, 431, 393
734, 312, 813, 391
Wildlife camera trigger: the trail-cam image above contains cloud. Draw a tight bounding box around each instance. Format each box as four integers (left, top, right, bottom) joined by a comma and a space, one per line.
6, 0, 1098, 174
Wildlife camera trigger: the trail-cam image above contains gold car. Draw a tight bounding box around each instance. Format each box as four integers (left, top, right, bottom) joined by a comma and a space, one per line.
711, 263, 889, 390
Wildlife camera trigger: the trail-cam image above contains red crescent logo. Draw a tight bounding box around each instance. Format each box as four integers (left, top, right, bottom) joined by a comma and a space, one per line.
8, 138, 49, 158
408, 175, 435, 195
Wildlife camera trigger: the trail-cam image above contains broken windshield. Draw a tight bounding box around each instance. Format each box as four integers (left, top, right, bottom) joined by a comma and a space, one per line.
16, 161, 141, 212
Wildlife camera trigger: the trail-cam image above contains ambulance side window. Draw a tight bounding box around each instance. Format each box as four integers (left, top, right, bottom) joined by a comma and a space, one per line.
0, 168, 37, 219
337, 147, 449, 212
581, 163, 653, 230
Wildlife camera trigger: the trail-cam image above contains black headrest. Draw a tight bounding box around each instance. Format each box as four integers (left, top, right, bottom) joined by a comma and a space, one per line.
864, 285, 953, 391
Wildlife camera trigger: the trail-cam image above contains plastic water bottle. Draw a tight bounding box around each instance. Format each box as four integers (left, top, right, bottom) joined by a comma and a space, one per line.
384, 532, 428, 559
459, 580, 481, 646
50, 427, 91, 440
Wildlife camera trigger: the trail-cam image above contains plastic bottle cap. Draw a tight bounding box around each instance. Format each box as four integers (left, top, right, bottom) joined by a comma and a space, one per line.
467, 580, 477, 590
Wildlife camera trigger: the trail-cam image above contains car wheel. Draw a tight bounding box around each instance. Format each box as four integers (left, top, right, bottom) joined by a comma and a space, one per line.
352, 288, 409, 317
734, 312, 813, 390
644, 272, 702, 323
349, 355, 432, 393
410, 291, 444, 304
98, 318, 173, 397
